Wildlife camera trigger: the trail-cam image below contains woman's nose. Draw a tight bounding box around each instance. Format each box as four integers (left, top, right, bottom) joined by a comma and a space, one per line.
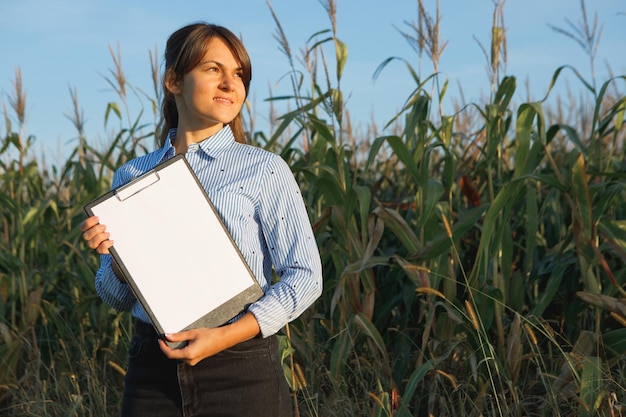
219, 73, 237, 91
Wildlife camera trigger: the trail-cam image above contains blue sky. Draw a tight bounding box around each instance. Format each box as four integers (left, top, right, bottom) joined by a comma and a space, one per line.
1, 0, 624, 162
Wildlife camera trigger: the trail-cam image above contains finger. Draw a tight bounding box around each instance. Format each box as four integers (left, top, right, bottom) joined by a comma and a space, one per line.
82, 223, 107, 243
159, 329, 217, 366
165, 330, 195, 342
158, 338, 193, 361
159, 331, 196, 351
158, 338, 174, 354
84, 230, 109, 249
95, 238, 114, 254
80, 216, 100, 232
84, 229, 113, 254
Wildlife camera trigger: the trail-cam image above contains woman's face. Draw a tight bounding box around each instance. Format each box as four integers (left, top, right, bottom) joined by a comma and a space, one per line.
169, 37, 246, 133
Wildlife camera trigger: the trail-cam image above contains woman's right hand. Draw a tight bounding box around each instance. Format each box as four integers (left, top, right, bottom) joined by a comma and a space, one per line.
81, 216, 127, 283
80, 216, 114, 254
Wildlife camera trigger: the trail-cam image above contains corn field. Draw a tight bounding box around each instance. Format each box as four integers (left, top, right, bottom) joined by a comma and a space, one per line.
1, 1, 625, 416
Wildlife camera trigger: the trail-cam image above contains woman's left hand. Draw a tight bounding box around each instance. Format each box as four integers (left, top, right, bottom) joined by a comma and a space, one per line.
158, 312, 261, 366
159, 327, 225, 366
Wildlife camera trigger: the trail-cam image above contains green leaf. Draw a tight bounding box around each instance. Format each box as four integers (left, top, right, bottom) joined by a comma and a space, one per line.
416, 179, 444, 228
530, 173, 567, 192
531, 260, 569, 317
343, 256, 390, 276
515, 102, 546, 177
353, 312, 389, 364
104, 101, 121, 126
597, 219, 626, 261
329, 322, 353, 377
384, 135, 421, 184
590, 75, 626, 142
441, 148, 457, 190
579, 356, 602, 417
572, 153, 593, 243
603, 328, 626, 357
365, 135, 388, 170
354, 185, 372, 242
524, 183, 538, 276
613, 95, 625, 133
547, 123, 586, 154
396, 360, 435, 416
494, 76, 516, 110
422, 204, 487, 261
540, 65, 594, 102
362, 218, 384, 263
373, 205, 421, 253
392, 256, 424, 288
471, 179, 524, 285
439, 115, 454, 149
335, 38, 348, 80
21, 206, 39, 226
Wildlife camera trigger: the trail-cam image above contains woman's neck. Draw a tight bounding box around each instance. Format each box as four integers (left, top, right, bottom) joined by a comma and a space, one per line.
173, 124, 224, 154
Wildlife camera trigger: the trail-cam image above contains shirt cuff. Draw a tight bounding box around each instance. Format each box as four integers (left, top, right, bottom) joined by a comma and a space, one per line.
248, 295, 289, 338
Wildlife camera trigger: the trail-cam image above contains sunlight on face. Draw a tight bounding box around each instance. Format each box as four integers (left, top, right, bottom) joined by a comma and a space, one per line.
170, 37, 246, 135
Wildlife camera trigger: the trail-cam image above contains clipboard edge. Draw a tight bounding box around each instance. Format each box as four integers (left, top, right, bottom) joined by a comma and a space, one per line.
81, 153, 265, 348
81, 156, 190, 339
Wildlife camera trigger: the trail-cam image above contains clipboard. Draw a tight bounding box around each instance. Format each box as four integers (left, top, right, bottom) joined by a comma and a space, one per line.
84, 154, 264, 348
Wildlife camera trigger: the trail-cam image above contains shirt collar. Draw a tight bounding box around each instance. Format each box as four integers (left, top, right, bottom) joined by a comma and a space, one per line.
160, 126, 236, 160
154, 130, 176, 164
196, 125, 236, 158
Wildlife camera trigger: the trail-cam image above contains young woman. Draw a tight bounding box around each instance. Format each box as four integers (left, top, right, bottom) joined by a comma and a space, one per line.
80, 22, 323, 417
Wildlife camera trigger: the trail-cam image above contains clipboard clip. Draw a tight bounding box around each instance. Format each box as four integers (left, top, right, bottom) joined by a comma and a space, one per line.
115, 172, 161, 201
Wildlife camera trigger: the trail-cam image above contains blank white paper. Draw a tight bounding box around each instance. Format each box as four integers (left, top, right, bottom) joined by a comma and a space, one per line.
87, 156, 259, 334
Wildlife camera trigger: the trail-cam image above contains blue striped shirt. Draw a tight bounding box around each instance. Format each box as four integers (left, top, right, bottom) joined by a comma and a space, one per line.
94, 126, 323, 337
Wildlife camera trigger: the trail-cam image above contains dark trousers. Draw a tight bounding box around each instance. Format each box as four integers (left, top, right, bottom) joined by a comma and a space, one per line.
121, 320, 293, 417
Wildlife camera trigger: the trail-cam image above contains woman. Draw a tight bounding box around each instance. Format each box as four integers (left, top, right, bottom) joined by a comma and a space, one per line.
81, 22, 323, 417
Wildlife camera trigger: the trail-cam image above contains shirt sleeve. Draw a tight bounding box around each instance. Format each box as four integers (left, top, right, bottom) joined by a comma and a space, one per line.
93, 164, 138, 312
95, 254, 136, 311
248, 155, 323, 337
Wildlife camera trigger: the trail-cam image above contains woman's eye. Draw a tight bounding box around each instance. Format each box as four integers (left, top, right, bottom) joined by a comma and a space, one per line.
203, 65, 219, 73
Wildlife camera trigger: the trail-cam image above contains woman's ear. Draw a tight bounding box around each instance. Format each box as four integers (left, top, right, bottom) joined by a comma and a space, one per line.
164, 71, 181, 94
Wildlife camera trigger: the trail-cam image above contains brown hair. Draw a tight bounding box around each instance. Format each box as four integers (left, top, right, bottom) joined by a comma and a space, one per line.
156, 22, 252, 146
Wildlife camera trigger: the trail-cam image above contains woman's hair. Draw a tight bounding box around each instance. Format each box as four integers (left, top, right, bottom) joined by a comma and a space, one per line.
156, 22, 252, 146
